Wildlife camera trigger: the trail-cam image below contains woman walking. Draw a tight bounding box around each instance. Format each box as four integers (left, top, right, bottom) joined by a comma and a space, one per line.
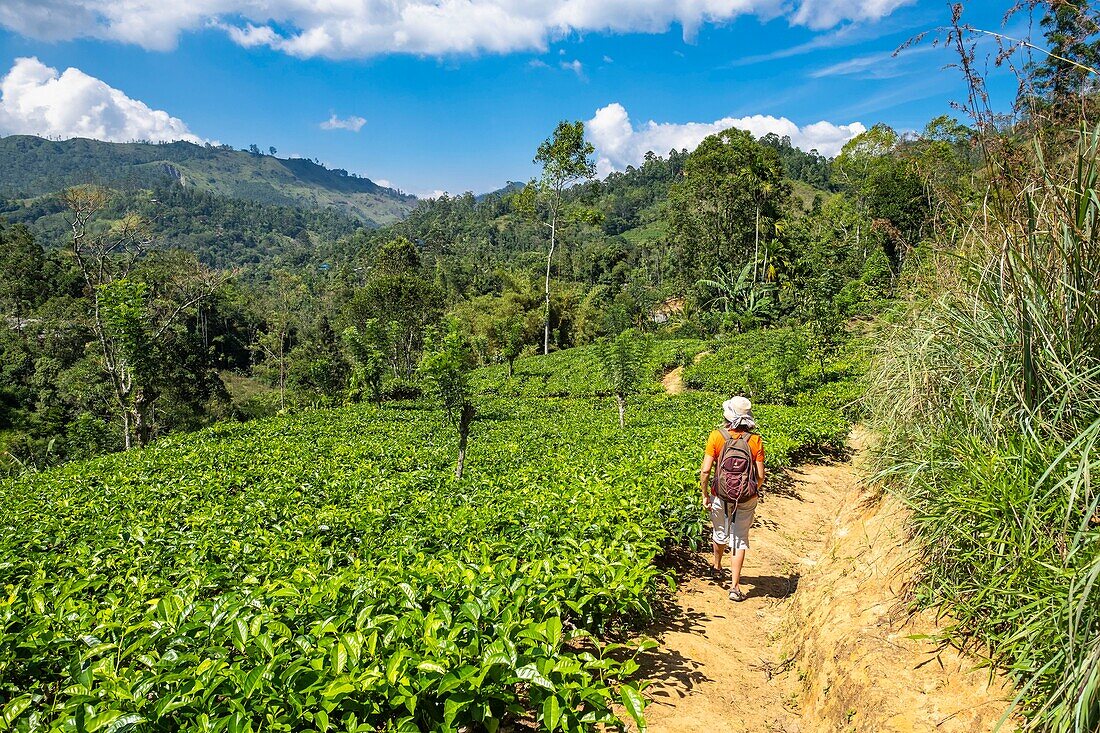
699, 396, 765, 602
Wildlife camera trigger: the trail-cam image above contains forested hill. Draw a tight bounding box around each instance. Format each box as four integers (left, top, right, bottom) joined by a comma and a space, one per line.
0, 135, 417, 225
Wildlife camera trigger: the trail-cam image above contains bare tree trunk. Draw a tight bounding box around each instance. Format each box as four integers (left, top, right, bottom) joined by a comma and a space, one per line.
455, 403, 475, 479
279, 349, 286, 412
133, 387, 154, 447
616, 394, 626, 428
752, 204, 761, 284
121, 410, 132, 451
544, 216, 556, 356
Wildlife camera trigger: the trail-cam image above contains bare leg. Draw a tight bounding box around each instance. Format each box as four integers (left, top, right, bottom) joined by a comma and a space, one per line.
730, 548, 747, 592
712, 542, 726, 572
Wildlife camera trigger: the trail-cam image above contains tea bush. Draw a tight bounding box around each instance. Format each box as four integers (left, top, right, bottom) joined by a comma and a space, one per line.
0, 395, 845, 732
470, 339, 710, 398
682, 328, 865, 409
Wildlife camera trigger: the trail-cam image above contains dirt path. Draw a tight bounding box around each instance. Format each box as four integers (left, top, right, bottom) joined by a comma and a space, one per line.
661, 367, 686, 395
631, 431, 1013, 733
661, 351, 709, 396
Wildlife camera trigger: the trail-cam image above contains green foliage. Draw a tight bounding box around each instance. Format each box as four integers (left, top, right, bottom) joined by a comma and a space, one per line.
350, 239, 446, 379
759, 132, 835, 190
833, 124, 930, 272
534, 121, 597, 190
866, 124, 1100, 730
0, 222, 51, 313
1030, 3, 1100, 107
418, 323, 475, 425
596, 330, 653, 399
696, 262, 777, 331
0, 135, 415, 225
286, 318, 349, 402
685, 328, 803, 402
0, 394, 848, 731
471, 339, 709, 398
595, 330, 653, 427
97, 278, 154, 380
419, 322, 478, 477
342, 323, 386, 404
668, 127, 790, 290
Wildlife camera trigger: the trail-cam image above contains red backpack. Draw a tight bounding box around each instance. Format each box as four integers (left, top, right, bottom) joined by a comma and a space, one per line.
712, 428, 760, 505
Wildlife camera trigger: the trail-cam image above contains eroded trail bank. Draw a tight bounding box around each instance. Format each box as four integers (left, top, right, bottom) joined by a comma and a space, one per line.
631, 430, 1014, 733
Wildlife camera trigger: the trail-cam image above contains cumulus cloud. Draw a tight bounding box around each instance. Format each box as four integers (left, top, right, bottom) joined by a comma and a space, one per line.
0, 0, 912, 59
586, 102, 864, 175
320, 113, 367, 132
0, 56, 201, 143
791, 0, 913, 30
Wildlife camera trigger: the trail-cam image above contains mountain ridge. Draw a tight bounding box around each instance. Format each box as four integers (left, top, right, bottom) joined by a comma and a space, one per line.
0, 135, 417, 226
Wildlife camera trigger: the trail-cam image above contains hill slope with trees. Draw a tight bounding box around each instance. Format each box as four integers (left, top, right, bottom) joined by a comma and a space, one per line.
0, 135, 416, 225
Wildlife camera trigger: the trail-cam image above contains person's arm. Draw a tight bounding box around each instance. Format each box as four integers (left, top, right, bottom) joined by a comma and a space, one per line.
699, 453, 714, 508
754, 435, 766, 495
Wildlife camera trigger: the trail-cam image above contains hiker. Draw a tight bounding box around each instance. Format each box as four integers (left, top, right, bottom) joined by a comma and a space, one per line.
699, 396, 765, 602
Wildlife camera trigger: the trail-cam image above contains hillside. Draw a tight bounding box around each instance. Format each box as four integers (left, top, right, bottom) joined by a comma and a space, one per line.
0, 182, 366, 268
0, 135, 416, 226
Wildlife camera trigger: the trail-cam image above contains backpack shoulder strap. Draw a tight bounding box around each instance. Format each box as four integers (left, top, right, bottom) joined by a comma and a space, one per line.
718, 427, 733, 443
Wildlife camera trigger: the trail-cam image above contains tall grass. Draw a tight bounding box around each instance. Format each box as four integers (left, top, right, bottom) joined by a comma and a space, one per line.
866, 127, 1100, 732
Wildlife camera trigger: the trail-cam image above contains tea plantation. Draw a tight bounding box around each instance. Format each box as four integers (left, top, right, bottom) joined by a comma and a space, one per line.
0, 394, 848, 732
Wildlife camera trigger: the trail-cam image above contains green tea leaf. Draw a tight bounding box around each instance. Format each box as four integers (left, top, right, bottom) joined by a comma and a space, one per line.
620, 684, 647, 733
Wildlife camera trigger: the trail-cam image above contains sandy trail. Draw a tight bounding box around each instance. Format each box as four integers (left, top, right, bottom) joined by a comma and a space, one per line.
661, 367, 686, 395
630, 432, 1013, 733
660, 351, 709, 396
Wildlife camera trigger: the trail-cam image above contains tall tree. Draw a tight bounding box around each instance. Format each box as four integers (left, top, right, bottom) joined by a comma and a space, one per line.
1032, 1, 1100, 110
0, 223, 49, 315
418, 323, 476, 479
252, 270, 308, 412
519, 121, 596, 354
351, 237, 445, 377
342, 321, 387, 404
668, 128, 789, 295
64, 187, 225, 448
834, 124, 928, 274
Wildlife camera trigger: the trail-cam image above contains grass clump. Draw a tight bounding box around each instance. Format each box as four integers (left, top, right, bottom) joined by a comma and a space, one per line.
867, 127, 1100, 732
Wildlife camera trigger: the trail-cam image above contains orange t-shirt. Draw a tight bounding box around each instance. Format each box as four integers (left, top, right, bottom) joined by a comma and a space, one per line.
706, 430, 765, 463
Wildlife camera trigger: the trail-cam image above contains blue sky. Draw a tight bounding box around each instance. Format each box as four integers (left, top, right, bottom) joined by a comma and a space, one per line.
0, 1, 1025, 197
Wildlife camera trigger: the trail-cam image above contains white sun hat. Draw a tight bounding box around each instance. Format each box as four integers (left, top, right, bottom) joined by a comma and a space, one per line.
722, 395, 756, 429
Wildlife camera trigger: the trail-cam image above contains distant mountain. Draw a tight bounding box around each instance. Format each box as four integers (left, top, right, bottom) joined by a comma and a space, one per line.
0, 135, 417, 226
476, 181, 525, 201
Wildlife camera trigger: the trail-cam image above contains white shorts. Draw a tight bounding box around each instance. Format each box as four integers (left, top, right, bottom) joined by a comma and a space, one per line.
709, 495, 758, 550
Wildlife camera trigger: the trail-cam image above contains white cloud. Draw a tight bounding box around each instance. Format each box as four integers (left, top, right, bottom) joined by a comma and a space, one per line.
791, 0, 913, 30
0, 1, 913, 59
320, 113, 367, 132
560, 59, 584, 76
810, 45, 933, 79
586, 102, 864, 176
0, 56, 201, 143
